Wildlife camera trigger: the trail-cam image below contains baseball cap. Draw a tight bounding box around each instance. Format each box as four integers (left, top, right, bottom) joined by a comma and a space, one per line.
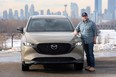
82, 12, 88, 17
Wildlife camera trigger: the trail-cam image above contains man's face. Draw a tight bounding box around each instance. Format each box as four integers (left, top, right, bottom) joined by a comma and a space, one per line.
82, 16, 88, 21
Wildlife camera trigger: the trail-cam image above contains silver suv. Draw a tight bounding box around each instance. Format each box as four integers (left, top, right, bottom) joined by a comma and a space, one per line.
17, 15, 84, 71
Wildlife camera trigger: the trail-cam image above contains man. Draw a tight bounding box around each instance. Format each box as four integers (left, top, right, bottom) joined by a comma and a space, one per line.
73, 12, 97, 72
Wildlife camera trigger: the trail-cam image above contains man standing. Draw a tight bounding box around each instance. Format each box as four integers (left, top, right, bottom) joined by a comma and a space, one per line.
73, 12, 97, 72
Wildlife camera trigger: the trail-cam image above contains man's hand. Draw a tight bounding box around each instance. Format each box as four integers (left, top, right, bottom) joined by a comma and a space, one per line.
73, 30, 79, 35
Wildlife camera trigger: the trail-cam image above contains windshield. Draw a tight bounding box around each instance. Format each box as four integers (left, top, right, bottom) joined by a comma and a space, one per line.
27, 18, 74, 32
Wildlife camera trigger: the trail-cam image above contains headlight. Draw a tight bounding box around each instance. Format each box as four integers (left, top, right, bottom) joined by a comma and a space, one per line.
76, 42, 82, 45
23, 42, 34, 46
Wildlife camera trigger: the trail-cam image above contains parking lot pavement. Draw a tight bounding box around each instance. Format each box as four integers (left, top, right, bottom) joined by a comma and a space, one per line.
0, 57, 116, 77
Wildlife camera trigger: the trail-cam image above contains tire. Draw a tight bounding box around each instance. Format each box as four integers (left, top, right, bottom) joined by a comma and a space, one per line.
74, 63, 83, 70
22, 62, 29, 71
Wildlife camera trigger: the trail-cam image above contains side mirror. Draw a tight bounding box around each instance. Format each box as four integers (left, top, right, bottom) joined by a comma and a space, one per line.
17, 27, 24, 34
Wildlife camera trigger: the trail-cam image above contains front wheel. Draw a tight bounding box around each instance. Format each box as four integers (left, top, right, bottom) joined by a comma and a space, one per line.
74, 63, 83, 70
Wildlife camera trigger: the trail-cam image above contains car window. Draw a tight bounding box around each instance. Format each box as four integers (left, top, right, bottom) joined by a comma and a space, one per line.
27, 18, 74, 32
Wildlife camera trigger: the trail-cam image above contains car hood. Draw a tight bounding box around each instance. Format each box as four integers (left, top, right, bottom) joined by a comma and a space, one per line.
25, 32, 75, 44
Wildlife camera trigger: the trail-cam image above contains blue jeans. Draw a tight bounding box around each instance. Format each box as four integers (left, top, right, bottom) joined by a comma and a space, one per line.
83, 42, 95, 67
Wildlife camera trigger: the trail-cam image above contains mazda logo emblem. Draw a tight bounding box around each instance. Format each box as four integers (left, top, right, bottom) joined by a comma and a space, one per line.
51, 44, 58, 50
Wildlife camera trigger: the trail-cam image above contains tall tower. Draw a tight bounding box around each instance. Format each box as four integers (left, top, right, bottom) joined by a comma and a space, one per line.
86, 6, 91, 16
8, 9, 13, 19
3, 10, 8, 19
95, 0, 102, 15
47, 9, 51, 15
14, 10, 19, 19
94, 0, 102, 24
108, 0, 116, 19
64, 4, 68, 16
71, 2, 79, 18
30, 4, 35, 16
25, 4, 29, 19
108, 0, 116, 12
20, 9, 24, 20
40, 10, 44, 15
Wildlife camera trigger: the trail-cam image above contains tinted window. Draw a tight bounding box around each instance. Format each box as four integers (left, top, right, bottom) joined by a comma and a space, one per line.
27, 18, 74, 32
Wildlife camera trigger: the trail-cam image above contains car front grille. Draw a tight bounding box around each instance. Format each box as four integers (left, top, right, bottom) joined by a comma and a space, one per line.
35, 43, 73, 55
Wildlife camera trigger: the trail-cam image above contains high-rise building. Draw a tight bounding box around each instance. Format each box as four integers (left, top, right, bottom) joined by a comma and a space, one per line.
108, 0, 116, 12
3, 10, 8, 19
40, 10, 44, 15
86, 6, 91, 16
30, 4, 35, 16
104, 9, 108, 14
14, 10, 19, 19
71, 2, 79, 18
47, 9, 51, 15
8, 9, 13, 19
94, 0, 102, 24
20, 9, 25, 20
103, 9, 113, 20
95, 0, 102, 15
25, 4, 29, 19
108, 0, 116, 19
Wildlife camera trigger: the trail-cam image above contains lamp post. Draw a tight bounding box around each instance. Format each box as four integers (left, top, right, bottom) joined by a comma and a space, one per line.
11, 34, 15, 48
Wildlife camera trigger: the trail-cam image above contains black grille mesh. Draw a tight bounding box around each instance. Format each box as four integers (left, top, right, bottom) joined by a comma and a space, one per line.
35, 43, 73, 55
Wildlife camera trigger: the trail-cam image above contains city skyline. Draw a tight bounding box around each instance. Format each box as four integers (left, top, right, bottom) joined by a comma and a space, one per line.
0, 0, 107, 16
2, 0, 116, 24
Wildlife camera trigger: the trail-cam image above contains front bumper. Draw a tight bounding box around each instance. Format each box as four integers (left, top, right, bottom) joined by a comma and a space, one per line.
24, 57, 83, 65
21, 43, 84, 64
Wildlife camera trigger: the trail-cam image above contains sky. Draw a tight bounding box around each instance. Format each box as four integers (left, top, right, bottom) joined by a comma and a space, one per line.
0, 0, 108, 15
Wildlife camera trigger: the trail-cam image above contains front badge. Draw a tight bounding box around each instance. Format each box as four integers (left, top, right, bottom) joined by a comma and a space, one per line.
51, 44, 58, 50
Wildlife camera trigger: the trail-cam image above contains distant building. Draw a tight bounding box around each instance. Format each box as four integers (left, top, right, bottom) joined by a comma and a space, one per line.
86, 6, 91, 17
25, 4, 29, 19
108, 0, 116, 19
14, 10, 19, 19
8, 9, 13, 19
94, 0, 102, 24
47, 9, 51, 15
91, 11, 99, 23
95, 0, 102, 15
20, 9, 25, 20
30, 4, 35, 16
3, 10, 8, 19
71, 2, 79, 18
103, 9, 113, 20
108, 0, 116, 13
40, 10, 44, 15
104, 9, 107, 14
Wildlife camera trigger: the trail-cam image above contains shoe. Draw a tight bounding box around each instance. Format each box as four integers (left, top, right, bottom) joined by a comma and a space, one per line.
85, 66, 90, 70
88, 67, 95, 72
